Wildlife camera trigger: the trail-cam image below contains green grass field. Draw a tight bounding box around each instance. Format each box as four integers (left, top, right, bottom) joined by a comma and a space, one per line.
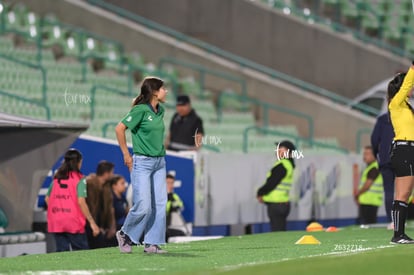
1, 226, 414, 274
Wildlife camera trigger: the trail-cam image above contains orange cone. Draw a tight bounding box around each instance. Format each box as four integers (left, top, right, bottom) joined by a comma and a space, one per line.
306, 222, 324, 232
325, 226, 338, 232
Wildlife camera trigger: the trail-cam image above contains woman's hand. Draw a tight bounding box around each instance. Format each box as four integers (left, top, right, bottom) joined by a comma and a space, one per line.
90, 222, 100, 237
124, 154, 132, 172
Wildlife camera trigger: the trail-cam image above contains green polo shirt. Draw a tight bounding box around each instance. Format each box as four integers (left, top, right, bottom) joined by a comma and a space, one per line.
121, 103, 166, 157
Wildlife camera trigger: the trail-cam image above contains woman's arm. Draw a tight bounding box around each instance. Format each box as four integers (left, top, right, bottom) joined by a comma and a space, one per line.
115, 122, 132, 171
78, 197, 100, 236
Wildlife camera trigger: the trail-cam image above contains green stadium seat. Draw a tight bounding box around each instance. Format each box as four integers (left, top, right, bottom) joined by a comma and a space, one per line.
381, 17, 404, 46
0, 37, 13, 50
403, 34, 414, 55
222, 111, 254, 123
219, 90, 251, 112
266, 125, 299, 136
160, 64, 179, 81
360, 11, 380, 36
62, 32, 90, 58
262, 0, 292, 9
42, 24, 65, 48
1, 4, 353, 154
125, 51, 145, 68
178, 76, 202, 96
320, 0, 340, 19
100, 42, 123, 71
5, 4, 26, 29
339, 1, 360, 28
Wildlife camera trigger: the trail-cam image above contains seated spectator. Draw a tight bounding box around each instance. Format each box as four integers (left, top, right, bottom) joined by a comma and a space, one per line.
165, 95, 204, 151
85, 161, 116, 249
166, 174, 187, 242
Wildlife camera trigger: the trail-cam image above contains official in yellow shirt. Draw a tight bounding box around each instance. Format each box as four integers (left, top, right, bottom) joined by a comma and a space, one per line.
388, 64, 414, 244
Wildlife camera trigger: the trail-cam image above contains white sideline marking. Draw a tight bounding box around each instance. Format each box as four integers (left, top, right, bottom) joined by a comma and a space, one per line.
25, 269, 126, 275
168, 236, 224, 243
219, 244, 395, 271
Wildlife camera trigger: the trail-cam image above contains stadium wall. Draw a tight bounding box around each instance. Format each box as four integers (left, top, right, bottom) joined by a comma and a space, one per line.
100, 0, 409, 99
35, 136, 385, 237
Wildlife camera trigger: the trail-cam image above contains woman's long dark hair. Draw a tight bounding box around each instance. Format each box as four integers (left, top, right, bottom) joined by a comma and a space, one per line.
388, 72, 406, 102
387, 72, 414, 112
54, 148, 82, 181
132, 77, 164, 106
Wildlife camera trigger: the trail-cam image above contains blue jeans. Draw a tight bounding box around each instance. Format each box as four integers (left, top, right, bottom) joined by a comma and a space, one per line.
121, 155, 167, 245
54, 233, 88, 252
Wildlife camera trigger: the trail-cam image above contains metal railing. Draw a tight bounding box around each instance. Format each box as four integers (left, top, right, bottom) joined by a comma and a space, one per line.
39, 17, 124, 65
217, 92, 314, 143
101, 121, 118, 138
262, 0, 412, 59
0, 53, 48, 106
101, 120, 220, 152
158, 56, 247, 97
243, 125, 348, 154
126, 63, 180, 97
355, 127, 373, 153
89, 84, 130, 120
0, 89, 50, 120
80, 54, 179, 97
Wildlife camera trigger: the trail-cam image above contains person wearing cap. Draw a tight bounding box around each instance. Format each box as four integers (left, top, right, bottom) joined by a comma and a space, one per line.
256, 140, 296, 231
165, 95, 204, 151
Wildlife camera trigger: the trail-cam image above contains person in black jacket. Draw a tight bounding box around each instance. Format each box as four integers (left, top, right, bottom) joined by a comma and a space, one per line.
257, 140, 296, 231
371, 112, 395, 228
165, 95, 204, 151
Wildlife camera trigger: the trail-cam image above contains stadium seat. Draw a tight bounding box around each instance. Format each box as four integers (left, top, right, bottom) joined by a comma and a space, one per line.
339, 1, 360, 28
178, 76, 203, 97
403, 34, 414, 54
0, 4, 348, 153
42, 16, 66, 49
262, 0, 413, 57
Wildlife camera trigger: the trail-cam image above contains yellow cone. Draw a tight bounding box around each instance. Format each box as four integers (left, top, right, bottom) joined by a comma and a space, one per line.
295, 235, 321, 245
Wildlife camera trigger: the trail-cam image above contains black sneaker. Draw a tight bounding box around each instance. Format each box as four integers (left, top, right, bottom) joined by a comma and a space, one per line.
390, 234, 414, 244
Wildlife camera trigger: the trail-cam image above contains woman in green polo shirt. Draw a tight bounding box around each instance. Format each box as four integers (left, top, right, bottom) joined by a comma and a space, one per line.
115, 77, 168, 254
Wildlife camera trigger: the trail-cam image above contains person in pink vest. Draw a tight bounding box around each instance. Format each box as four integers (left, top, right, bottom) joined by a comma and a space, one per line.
46, 148, 100, 252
